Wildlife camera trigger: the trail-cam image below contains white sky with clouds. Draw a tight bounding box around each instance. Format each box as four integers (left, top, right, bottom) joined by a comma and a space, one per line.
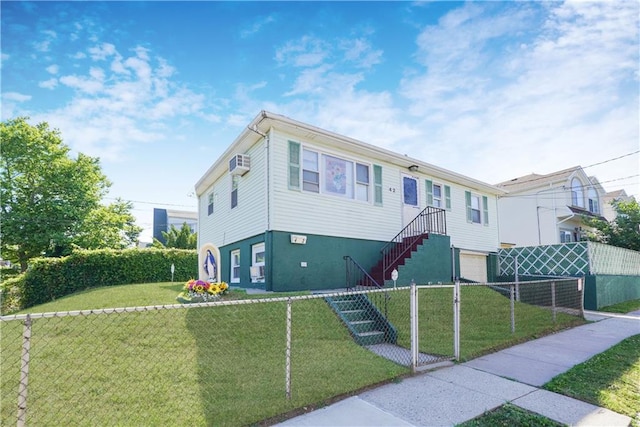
2, 1, 638, 242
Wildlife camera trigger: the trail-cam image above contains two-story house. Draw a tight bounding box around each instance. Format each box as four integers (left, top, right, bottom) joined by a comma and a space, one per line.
496, 166, 606, 247
195, 111, 505, 291
602, 189, 635, 222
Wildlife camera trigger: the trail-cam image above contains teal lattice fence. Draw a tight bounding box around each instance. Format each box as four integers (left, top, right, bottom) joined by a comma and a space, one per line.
499, 243, 590, 276
499, 242, 640, 278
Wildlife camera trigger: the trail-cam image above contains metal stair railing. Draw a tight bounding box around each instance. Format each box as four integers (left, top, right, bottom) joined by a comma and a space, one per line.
381, 206, 447, 282
343, 255, 388, 318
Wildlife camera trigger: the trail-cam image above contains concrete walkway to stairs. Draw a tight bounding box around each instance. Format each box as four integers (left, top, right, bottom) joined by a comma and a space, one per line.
277, 310, 639, 427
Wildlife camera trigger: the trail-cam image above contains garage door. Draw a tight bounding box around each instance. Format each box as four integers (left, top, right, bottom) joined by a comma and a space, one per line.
459, 252, 487, 282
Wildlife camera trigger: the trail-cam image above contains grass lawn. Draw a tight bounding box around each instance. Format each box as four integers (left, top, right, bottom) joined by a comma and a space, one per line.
457, 403, 563, 427
1, 284, 406, 426
599, 299, 640, 314
458, 333, 640, 427
544, 334, 640, 426
1, 282, 587, 426
381, 285, 585, 361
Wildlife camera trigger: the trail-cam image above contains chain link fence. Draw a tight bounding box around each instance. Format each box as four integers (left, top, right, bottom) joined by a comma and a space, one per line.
1, 279, 583, 426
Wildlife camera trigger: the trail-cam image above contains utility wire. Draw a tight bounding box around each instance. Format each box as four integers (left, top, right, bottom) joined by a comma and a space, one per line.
497, 150, 639, 187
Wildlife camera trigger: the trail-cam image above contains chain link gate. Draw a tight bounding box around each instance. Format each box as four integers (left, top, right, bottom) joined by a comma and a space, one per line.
1, 278, 583, 425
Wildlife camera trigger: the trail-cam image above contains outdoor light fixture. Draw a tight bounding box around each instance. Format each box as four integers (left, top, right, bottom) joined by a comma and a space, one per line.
408, 165, 419, 172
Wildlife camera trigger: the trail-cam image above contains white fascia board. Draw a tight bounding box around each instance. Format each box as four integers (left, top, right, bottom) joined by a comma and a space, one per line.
194, 112, 267, 196
194, 110, 507, 197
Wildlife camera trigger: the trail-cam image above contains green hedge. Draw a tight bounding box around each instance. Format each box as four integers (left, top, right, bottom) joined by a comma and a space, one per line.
0, 248, 198, 314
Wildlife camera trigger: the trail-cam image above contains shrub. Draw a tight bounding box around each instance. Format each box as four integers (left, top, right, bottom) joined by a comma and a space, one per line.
1, 248, 198, 313
0, 274, 26, 314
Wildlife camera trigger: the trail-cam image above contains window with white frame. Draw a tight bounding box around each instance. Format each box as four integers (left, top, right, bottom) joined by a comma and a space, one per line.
250, 243, 265, 283
465, 191, 488, 225
588, 187, 599, 214
355, 163, 369, 201
231, 176, 239, 208
433, 184, 442, 207
571, 178, 584, 208
302, 149, 319, 193
289, 142, 377, 204
426, 180, 451, 210
560, 230, 573, 243
230, 249, 240, 283
470, 195, 481, 223
207, 192, 214, 216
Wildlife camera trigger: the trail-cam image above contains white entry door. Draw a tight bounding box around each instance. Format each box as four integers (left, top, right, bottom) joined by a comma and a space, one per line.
401, 174, 420, 229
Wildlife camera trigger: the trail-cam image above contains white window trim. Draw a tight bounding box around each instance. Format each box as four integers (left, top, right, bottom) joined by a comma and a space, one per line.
251, 243, 265, 283
230, 249, 240, 283
207, 192, 214, 216
295, 144, 373, 203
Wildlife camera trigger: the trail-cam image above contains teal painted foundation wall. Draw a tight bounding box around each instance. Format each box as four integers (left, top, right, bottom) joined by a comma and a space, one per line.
220, 234, 268, 290
383, 234, 453, 286
584, 275, 640, 310
268, 231, 384, 292
220, 231, 455, 292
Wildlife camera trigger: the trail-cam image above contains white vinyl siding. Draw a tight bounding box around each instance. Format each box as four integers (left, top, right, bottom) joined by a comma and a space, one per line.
198, 126, 500, 254
272, 134, 401, 241
198, 141, 267, 247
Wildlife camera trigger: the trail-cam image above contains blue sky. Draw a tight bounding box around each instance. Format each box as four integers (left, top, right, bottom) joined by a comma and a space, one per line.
2, 1, 639, 242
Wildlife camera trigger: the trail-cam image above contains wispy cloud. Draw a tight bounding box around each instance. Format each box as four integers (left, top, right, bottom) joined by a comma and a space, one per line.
395, 1, 639, 186
3, 92, 31, 102
33, 29, 57, 52
33, 42, 212, 161
240, 14, 276, 38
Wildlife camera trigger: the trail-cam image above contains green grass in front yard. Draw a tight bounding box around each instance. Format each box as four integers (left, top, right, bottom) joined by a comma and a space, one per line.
1, 297, 407, 426
457, 403, 564, 427
544, 334, 640, 426
11, 281, 186, 314
382, 286, 585, 360
1, 282, 588, 426
599, 299, 640, 314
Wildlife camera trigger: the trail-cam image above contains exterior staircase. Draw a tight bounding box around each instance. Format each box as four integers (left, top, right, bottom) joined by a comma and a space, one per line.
369, 233, 429, 285
325, 293, 397, 346
375, 206, 447, 284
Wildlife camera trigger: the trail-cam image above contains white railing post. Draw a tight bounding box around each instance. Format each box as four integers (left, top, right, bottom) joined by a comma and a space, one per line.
285, 298, 292, 400
410, 280, 418, 372
17, 315, 32, 427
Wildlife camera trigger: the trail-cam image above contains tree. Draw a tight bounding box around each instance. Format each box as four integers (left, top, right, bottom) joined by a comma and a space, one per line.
1, 117, 119, 270
73, 199, 142, 250
584, 199, 640, 251
152, 223, 197, 249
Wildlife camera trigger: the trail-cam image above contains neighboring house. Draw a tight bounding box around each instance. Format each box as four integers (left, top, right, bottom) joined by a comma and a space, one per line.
152, 208, 198, 244
195, 111, 505, 291
495, 166, 606, 247
602, 189, 635, 222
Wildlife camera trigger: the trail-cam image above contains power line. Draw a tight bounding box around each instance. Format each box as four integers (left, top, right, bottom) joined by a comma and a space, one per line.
498, 175, 639, 199
498, 150, 639, 188
102, 197, 197, 209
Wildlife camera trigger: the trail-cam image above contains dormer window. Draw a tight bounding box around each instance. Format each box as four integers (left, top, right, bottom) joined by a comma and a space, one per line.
588, 187, 599, 214
571, 178, 584, 208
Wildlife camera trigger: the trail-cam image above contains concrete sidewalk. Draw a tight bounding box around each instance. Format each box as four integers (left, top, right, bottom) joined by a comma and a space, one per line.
277, 311, 639, 426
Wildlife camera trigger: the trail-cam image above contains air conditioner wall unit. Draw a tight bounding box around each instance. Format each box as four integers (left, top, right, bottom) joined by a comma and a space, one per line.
229, 154, 251, 176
